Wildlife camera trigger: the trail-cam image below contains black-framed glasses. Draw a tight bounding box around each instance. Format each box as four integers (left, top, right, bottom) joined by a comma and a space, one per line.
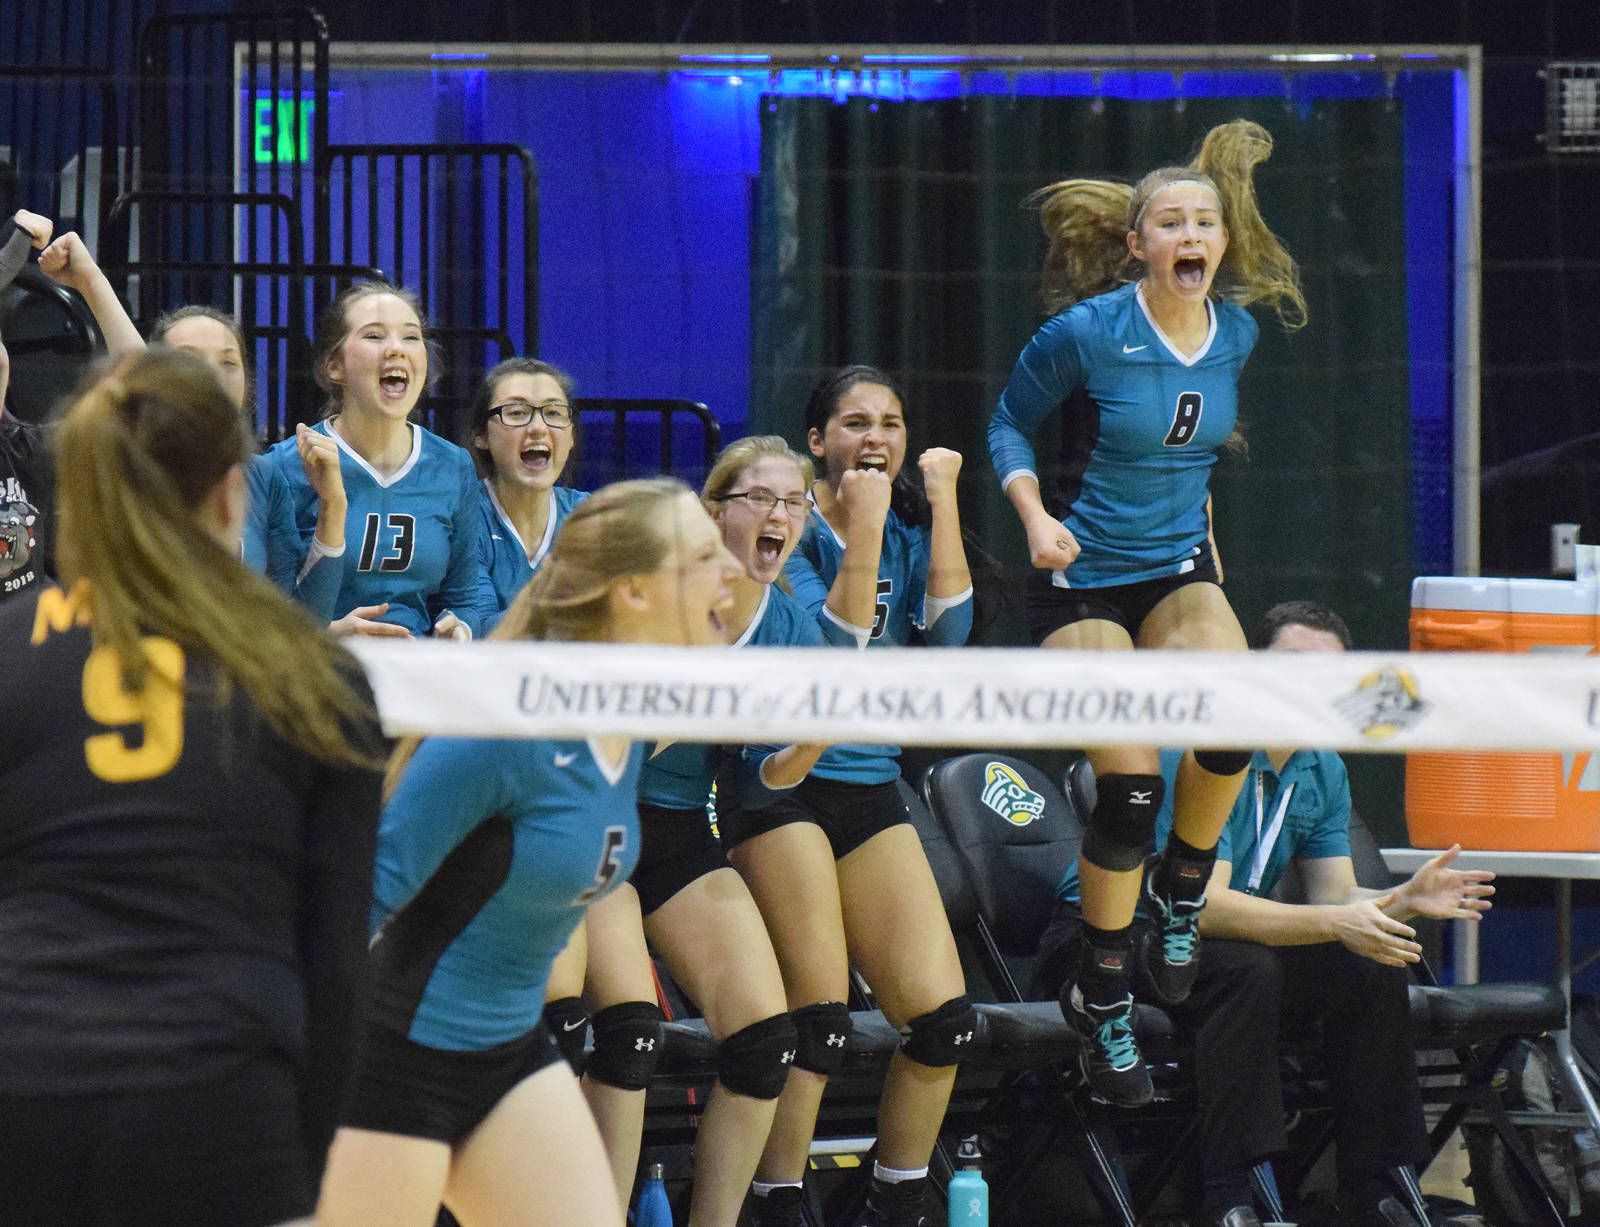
713, 488, 811, 516
490, 400, 573, 429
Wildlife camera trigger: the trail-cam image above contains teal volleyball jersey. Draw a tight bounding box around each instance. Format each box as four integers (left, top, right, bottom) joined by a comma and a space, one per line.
988, 282, 1259, 587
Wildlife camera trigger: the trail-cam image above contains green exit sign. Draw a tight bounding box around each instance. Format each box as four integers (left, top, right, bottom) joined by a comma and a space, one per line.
253, 94, 316, 163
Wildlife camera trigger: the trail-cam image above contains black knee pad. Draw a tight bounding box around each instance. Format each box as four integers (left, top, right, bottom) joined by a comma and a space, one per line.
790, 1001, 853, 1076
585, 1001, 664, 1091
1080, 772, 1165, 873
1192, 748, 1251, 776
717, 1012, 799, 1100
899, 994, 979, 1067
543, 995, 590, 1074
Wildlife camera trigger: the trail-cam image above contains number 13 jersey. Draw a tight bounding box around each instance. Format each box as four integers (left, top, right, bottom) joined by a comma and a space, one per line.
988, 281, 1259, 588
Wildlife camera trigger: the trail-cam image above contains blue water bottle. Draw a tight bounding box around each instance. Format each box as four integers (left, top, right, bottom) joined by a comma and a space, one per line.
948, 1136, 989, 1226
635, 1161, 673, 1227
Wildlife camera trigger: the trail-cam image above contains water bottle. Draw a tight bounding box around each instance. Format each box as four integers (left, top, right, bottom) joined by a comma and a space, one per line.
947, 1136, 989, 1226
635, 1161, 673, 1227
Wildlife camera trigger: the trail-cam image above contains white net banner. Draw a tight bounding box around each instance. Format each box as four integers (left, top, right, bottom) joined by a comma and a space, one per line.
350, 640, 1600, 752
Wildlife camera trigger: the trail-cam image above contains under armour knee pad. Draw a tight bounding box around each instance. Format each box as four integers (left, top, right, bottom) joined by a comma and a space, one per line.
899, 995, 979, 1067
543, 995, 590, 1073
1191, 748, 1251, 777
717, 1013, 800, 1100
790, 1001, 854, 1076
1080, 773, 1165, 873
586, 1001, 665, 1091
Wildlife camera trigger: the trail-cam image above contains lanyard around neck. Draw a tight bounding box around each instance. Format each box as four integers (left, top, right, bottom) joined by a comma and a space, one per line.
1249, 769, 1295, 895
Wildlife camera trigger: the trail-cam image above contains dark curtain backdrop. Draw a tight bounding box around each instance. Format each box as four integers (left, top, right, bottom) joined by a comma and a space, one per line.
750, 93, 1413, 831
751, 93, 1412, 640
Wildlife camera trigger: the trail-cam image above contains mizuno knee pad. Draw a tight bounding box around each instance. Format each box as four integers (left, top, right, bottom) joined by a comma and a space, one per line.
1080, 773, 1165, 873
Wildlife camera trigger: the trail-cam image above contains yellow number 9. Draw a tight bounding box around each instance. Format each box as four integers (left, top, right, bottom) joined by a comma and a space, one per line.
82, 638, 186, 783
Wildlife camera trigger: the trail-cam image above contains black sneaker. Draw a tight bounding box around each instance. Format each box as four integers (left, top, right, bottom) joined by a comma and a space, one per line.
855, 1174, 931, 1227
749, 1184, 806, 1227
1355, 1196, 1426, 1227
1140, 854, 1205, 1004
1062, 982, 1153, 1107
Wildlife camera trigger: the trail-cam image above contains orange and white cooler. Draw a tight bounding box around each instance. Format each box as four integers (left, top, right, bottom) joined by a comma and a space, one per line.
1406, 576, 1600, 851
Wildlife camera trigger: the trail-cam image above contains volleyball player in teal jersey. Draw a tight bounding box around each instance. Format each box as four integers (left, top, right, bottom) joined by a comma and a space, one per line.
319, 478, 742, 1227
250, 281, 485, 639
723, 392, 975, 1226
986, 119, 1308, 1107
540, 438, 821, 1227
463, 357, 589, 629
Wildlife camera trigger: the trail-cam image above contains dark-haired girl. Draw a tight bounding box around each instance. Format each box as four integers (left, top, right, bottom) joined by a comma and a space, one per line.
250, 281, 486, 639
463, 357, 587, 628
726, 368, 974, 1227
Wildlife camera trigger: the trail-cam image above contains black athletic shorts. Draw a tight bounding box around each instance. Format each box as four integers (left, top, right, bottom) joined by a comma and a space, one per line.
0, 1058, 315, 1227
717, 774, 908, 860
632, 801, 730, 915
1026, 540, 1222, 644
342, 1020, 563, 1144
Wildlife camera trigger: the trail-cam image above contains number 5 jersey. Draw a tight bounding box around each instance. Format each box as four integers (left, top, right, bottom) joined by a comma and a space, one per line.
368, 734, 643, 1051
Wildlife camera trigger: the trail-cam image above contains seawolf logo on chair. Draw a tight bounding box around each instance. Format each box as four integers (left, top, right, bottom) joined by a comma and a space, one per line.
980, 762, 1045, 826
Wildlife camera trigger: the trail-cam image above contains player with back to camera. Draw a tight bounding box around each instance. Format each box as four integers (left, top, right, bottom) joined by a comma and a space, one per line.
316, 477, 743, 1227
0, 348, 384, 1226
987, 118, 1308, 1106
725, 369, 976, 1227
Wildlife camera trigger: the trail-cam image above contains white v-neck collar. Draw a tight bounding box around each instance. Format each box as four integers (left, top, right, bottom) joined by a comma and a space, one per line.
587, 737, 630, 786
484, 478, 557, 568
1135, 283, 1217, 367
325, 419, 421, 487
811, 493, 847, 547
732, 587, 770, 647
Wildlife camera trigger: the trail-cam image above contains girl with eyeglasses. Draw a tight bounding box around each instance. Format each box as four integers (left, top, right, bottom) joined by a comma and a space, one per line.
720, 369, 975, 1227
462, 357, 587, 629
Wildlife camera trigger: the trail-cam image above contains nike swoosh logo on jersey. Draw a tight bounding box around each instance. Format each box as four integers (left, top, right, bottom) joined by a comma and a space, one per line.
561, 1017, 587, 1031
1122, 343, 1148, 353
554, 751, 578, 768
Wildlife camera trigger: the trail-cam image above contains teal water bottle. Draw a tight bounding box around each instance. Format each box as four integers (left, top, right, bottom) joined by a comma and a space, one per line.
635, 1161, 673, 1227
948, 1136, 989, 1226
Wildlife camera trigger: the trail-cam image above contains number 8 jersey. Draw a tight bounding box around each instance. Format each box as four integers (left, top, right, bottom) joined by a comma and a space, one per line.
987, 280, 1259, 588
368, 735, 643, 1051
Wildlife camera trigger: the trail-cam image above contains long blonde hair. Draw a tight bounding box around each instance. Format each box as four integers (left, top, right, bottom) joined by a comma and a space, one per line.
383, 476, 693, 797
1029, 119, 1307, 329
54, 350, 380, 767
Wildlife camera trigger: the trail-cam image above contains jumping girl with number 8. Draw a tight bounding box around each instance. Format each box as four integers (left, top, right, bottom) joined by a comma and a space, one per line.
986, 119, 1307, 1107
